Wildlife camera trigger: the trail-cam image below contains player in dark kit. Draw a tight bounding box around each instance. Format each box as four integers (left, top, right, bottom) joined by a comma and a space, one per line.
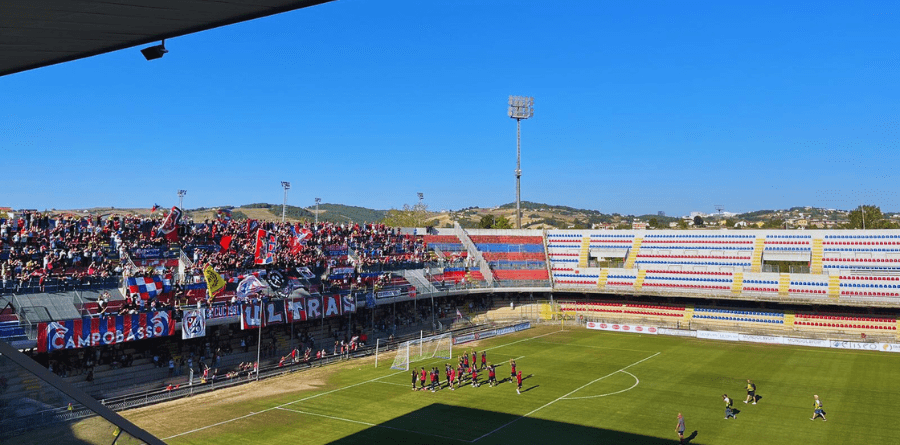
411, 370, 417, 391
445, 364, 452, 388
430, 368, 439, 392
488, 364, 497, 386
481, 351, 487, 370
509, 359, 517, 383
516, 370, 523, 394
463, 353, 469, 368
471, 351, 477, 370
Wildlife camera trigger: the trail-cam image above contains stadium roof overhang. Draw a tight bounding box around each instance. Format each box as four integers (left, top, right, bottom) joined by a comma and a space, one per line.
1, 0, 334, 77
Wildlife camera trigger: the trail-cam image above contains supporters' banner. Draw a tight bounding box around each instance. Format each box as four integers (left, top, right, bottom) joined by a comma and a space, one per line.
237, 275, 267, 299
263, 300, 286, 326
286, 298, 307, 322
126, 276, 171, 301
305, 295, 323, 320
296, 266, 316, 280
254, 229, 276, 265
181, 309, 207, 339
330, 267, 354, 277
206, 303, 241, 320
342, 295, 357, 313
323, 295, 342, 318
37, 311, 175, 352
376, 288, 401, 299
265, 269, 287, 290
219, 235, 233, 253
157, 206, 182, 241
203, 265, 226, 297
130, 248, 171, 259
241, 302, 262, 330
325, 245, 349, 257
585, 321, 658, 335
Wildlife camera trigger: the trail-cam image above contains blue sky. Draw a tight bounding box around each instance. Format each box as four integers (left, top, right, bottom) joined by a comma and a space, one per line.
2, 0, 899, 216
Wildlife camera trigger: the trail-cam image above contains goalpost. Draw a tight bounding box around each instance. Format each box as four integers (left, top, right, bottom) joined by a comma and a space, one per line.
388, 332, 453, 371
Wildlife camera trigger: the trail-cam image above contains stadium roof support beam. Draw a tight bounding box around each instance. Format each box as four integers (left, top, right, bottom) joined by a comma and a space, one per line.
0, 0, 335, 77
0, 339, 166, 444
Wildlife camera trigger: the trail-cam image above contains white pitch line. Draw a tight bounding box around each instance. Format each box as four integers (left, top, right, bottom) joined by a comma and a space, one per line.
374, 380, 413, 387
277, 406, 472, 442
471, 352, 660, 443
561, 370, 640, 400
163, 369, 409, 440
164, 327, 562, 440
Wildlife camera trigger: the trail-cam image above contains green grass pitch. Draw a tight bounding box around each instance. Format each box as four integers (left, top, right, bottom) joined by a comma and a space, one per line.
136, 325, 900, 444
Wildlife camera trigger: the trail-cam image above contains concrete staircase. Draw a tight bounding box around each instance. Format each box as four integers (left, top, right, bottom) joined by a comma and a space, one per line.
623, 237, 643, 269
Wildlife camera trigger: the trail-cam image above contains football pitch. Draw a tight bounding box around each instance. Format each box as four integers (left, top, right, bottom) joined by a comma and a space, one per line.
123, 325, 900, 444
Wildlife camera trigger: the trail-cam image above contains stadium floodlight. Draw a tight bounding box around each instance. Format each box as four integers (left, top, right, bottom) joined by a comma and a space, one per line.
141, 40, 168, 61
417, 192, 424, 203
177, 190, 187, 209
315, 197, 321, 225
508, 95, 534, 229
281, 181, 291, 222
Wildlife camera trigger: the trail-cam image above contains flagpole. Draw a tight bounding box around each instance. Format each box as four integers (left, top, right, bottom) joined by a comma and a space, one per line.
256, 296, 262, 381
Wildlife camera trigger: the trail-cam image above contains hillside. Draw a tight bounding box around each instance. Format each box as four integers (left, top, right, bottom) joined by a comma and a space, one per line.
35, 203, 900, 230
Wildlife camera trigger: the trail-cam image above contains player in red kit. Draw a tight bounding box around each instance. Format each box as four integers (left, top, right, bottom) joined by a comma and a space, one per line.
481, 351, 487, 370
471, 367, 480, 387
516, 370, 523, 394
509, 359, 517, 384
449, 367, 456, 390
471, 351, 477, 369
419, 367, 427, 391
488, 364, 497, 387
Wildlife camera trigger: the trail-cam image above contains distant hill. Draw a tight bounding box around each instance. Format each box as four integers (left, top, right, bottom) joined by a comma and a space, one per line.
41, 202, 898, 230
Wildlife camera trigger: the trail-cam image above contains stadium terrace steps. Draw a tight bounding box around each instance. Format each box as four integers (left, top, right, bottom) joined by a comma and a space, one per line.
623, 237, 642, 269
751, 237, 765, 272
810, 238, 825, 274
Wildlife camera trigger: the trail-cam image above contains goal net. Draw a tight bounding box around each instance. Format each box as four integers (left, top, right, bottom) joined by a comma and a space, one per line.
390, 333, 453, 371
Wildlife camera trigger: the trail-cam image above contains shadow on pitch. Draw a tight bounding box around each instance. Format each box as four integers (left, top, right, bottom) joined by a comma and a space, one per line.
327, 403, 707, 445
521, 385, 539, 393
685, 430, 699, 443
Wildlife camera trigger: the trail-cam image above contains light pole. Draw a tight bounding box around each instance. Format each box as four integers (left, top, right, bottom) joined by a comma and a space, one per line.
508, 96, 534, 229
281, 181, 291, 222
315, 198, 321, 225
177, 190, 187, 209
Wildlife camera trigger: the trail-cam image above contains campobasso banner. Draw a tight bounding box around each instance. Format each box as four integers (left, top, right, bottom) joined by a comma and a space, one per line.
453, 322, 531, 345
37, 311, 175, 352
586, 321, 658, 335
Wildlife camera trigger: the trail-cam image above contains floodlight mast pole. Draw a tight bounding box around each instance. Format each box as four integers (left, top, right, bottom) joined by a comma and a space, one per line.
281, 181, 291, 222
177, 190, 187, 209
508, 96, 534, 229
315, 197, 321, 225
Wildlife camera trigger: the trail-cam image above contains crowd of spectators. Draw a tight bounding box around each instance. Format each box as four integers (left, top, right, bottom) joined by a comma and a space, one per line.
2, 210, 426, 305
1, 211, 120, 291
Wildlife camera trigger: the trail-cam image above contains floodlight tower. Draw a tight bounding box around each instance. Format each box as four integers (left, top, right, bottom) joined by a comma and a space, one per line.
177, 190, 187, 209
508, 96, 534, 229
281, 181, 291, 222
315, 197, 321, 225
715, 205, 725, 218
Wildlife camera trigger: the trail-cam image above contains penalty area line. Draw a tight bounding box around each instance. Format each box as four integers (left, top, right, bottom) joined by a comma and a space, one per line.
471, 351, 660, 443
163, 328, 561, 441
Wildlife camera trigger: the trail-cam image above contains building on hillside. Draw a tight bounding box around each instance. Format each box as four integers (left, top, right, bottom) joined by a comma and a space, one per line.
632, 220, 649, 230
